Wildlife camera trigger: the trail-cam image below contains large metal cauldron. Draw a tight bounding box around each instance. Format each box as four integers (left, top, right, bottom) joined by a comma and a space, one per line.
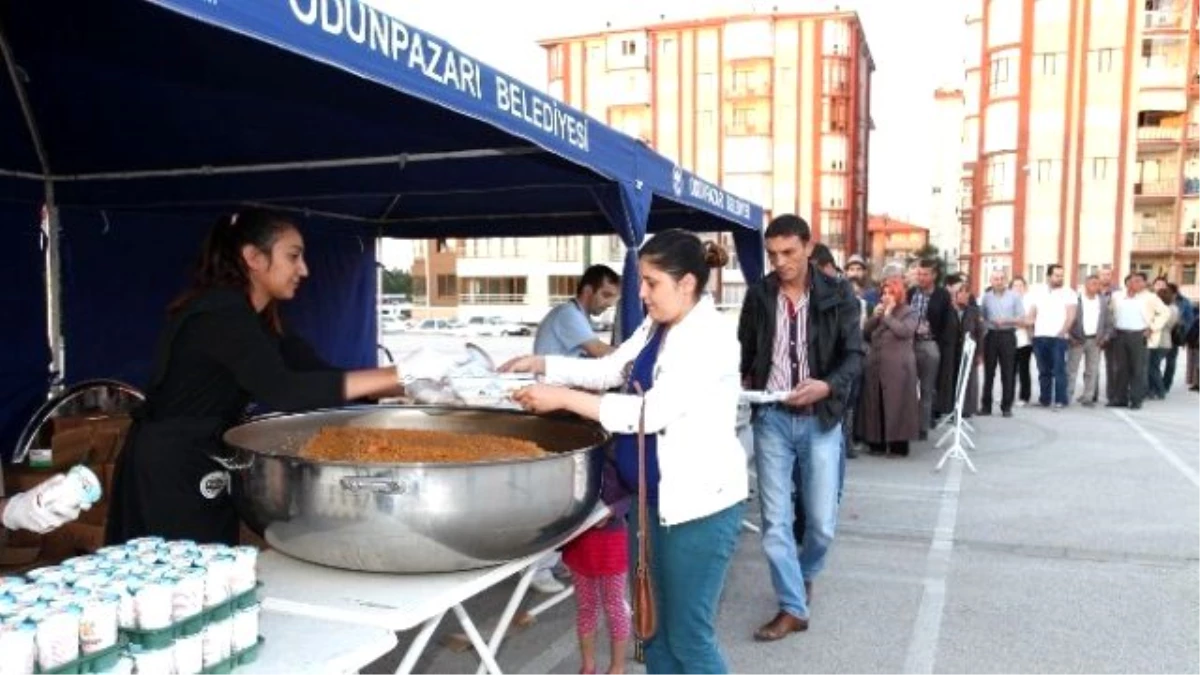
223, 406, 607, 573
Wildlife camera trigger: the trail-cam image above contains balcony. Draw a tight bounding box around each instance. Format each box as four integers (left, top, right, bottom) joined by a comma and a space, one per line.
1144, 9, 1185, 31
1134, 179, 1178, 200
459, 293, 527, 306
726, 121, 770, 137
1141, 64, 1188, 89
725, 79, 772, 100
1131, 232, 1177, 252
1137, 126, 1184, 143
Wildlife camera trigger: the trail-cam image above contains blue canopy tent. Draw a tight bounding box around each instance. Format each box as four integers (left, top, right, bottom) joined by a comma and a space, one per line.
0, 0, 764, 455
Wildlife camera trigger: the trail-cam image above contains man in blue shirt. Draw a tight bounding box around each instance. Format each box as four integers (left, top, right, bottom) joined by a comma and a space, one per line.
527, 264, 620, 594
533, 265, 621, 359
980, 270, 1025, 416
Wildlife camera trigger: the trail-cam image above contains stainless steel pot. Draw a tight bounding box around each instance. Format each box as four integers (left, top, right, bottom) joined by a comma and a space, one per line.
222, 406, 608, 573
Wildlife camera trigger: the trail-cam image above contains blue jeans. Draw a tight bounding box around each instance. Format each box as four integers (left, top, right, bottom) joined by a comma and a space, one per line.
629, 502, 743, 674
1163, 346, 1179, 392
1149, 348, 1169, 398
1032, 337, 1069, 405
754, 406, 842, 619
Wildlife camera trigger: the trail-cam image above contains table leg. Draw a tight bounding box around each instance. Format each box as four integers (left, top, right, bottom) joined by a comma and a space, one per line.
453, 604, 504, 675
396, 610, 447, 675
471, 563, 538, 675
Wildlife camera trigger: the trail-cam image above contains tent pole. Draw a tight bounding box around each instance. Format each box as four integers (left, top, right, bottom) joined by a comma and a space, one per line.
42, 192, 65, 396
3, 18, 63, 396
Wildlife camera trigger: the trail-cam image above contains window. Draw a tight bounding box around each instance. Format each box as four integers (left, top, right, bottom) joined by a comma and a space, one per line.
731, 106, 757, 131
436, 274, 458, 298
697, 109, 716, 129
1037, 52, 1063, 75
1027, 264, 1047, 283
459, 277, 528, 304
822, 60, 849, 93
989, 57, 1011, 91
548, 275, 579, 300
1090, 48, 1115, 72
1183, 263, 1197, 285
549, 236, 581, 262
827, 98, 849, 132
1092, 157, 1113, 180
1036, 159, 1060, 182
660, 37, 675, 54
932, 187, 943, 195
621, 39, 638, 56
548, 45, 564, 79
587, 45, 603, 68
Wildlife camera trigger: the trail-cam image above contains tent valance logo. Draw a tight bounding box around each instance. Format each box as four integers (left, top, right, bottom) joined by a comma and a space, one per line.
672, 166, 683, 197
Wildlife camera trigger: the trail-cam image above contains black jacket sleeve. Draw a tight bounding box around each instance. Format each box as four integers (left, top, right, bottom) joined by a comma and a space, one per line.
191, 307, 346, 411
279, 333, 336, 372
824, 285, 865, 403
737, 288, 759, 381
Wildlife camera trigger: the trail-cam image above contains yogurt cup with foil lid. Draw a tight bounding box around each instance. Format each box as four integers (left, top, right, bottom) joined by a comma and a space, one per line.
25, 566, 67, 584
196, 543, 232, 561
0, 576, 29, 593
129, 643, 175, 675
170, 568, 206, 622
34, 605, 82, 671
230, 547, 259, 594
174, 631, 204, 675
11, 584, 44, 605
125, 536, 165, 549
33, 582, 64, 602
201, 555, 236, 607
61, 555, 101, 574
130, 576, 174, 631
96, 545, 130, 560
0, 618, 37, 675
78, 594, 119, 655
134, 550, 162, 566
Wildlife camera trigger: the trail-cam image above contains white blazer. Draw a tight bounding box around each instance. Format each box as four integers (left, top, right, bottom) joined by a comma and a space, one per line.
545, 295, 748, 526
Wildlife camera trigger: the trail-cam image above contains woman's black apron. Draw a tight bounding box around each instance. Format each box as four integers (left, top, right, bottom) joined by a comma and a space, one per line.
105, 296, 243, 546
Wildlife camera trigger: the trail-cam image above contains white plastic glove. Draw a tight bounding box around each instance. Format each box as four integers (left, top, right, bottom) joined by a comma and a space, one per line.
2, 476, 83, 534
398, 347, 474, 385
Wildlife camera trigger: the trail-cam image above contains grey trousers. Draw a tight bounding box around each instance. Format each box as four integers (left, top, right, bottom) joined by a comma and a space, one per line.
914, 340, 941, 432
1067, 337, 1101, 402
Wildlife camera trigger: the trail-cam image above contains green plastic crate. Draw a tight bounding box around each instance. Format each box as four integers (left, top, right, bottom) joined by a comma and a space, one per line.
121, 582, 260, 649
201, 636, 264, 674
37, 639, 124, 674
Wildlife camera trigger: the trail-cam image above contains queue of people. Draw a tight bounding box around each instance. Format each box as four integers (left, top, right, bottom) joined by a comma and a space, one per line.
49, 205, 1192, 675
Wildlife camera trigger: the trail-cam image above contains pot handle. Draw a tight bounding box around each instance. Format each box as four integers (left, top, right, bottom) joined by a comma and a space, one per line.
209, 446, 256, 472
340, 476, 414, 495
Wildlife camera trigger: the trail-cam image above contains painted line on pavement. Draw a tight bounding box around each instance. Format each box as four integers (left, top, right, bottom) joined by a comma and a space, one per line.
902, 459, 963, 674
1113, 409, 1199, 488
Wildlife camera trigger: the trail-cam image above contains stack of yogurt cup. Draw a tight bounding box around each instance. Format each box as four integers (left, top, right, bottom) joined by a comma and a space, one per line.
0, 538, 260, 675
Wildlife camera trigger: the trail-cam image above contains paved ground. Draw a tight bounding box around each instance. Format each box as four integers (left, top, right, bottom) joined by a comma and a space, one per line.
363, 334, 1198, 674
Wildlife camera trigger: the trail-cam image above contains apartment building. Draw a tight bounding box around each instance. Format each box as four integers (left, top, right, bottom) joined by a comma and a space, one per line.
931, 88, 966, 266
541, 9, 874, 267
957, 0, 1199, 297
868, 214, 930, 269
410, 235, 628, 322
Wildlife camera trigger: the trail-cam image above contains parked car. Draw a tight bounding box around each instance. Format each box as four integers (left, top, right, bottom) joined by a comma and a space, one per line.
411, 318, 457, 334
464, 316, 531, 337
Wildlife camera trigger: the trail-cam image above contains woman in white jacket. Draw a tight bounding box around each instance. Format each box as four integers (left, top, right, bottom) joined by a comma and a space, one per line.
506, 229, 747, 674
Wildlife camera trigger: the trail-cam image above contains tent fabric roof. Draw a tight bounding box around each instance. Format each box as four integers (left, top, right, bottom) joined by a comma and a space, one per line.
1, 0, 764, 247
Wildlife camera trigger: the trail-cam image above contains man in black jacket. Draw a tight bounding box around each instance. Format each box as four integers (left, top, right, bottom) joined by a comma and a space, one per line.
738, 215, 864, 641
907, 259, 954, 437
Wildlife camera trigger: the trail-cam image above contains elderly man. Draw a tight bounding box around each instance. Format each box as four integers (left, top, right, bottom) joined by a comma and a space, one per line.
979, 270, 1024, 417
1067, 274, 1112, 406
1108, 272, 1171, 409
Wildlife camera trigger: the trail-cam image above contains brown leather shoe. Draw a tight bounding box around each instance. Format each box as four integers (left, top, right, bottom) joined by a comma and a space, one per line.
753, 612, 809, 641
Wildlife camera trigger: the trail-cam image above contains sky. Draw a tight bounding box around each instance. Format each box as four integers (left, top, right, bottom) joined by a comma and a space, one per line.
370, 0, 965, 268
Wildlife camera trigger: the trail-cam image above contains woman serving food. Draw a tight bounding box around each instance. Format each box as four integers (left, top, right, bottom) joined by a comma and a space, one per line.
502, 229, 747, 674
106, 208, 446, 546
